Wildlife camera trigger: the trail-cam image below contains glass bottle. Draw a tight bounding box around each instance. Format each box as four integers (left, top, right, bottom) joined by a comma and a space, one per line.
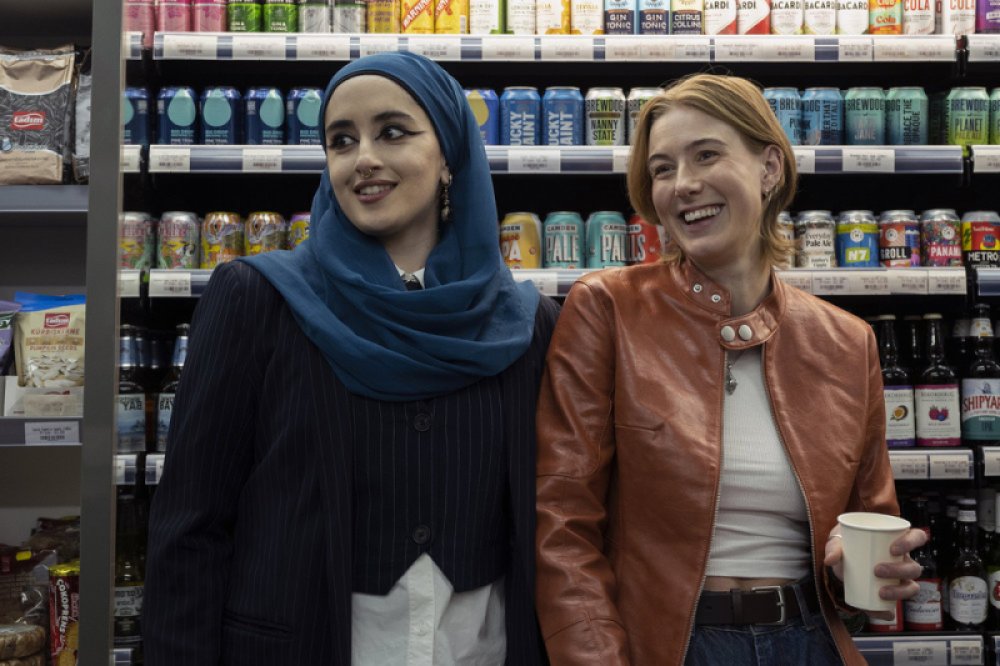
877, 314, 915, 448
961, 304, 1000, 445
117, 325, 147, 453
980, 488, 997, 562
950, 317, 973, 373
948, 499, 988, 630
156, 324, 189, 453
905, 496, 943, 631
903, 314, 925, 375
114, 489, 145, 645
915, 313, 961, 447
988, 491, 1000, 629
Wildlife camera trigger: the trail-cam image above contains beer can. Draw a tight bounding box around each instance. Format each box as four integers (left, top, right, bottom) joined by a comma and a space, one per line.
639, 0, 670, 32
869, 0, 901, 32
585, 211, 628, 268
572, 0, 605, 32
605, 0, 637, 32
586, 87, 627, 146
628, 87, 660, 144
466, 89, 500, 145
705, 0, 737, 32
978, 0, 1000, 31
49, 561, 81, 666
737, 0, 770, 33
500, 87, 541, 146
298, 1, 332, 31
200, 86, 243, 145
470, 0, 505, 32
157, 211, 200, 269
627, 214, 665, 265
193, 2, 227, 30
157, 86, 199, 145
962, 210, 1000, 267
771, 0, 804, 33
157, 0, 193, 31
288, 212, 311, 249
507, 0, 536, 32
333, 2, 366, 30
123, 86, 151, 147
991, 88, 1000, 144
764, 87, 802, 146
436, 0, 470, 31
920, 208, 962, 266
120, 211, 157, 270
937, 0, 974, 33
201, 212, 244, 269
902, 0, 933, 32
878, 209, 921, 267
795, 210, 837, 268
228, 1, 263, 30
946, 87, 990, 156
246, 211, 289, 256
544, 211, 585, 268
263, 0, 299, 30
845, 87, 886, 145
543, 87, 585, 146
671, 0, 704, 32
929, 90, 947, 144
286, 87, 324, 145
836, 0, 868, 32
368, 0, 403, 30
803, 0, 836, 33
537, 0, 571, 32
836, 210, 880, 268
886, 87, 928, 146
801, 87, 843, 146
125, 2, 156, 48
500, 212, 543, 269
246, 87, 286, 146
402, 0, 435, 31
777, 211, 795, 268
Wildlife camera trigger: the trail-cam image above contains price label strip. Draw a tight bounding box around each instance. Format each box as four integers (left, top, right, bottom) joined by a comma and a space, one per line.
480, 36, 535, 60
121, 145, 141, 173
644, 37, 710, 60
889, 453, 929, 480
846, 272, 890, 295
887, 270, 928, 295
973, 146, 1000, 173
161, 33, 219, 59
295, 34, 351, 60
359, 35, 401, 57
842, 148, 895, 173
150, 147, 191, 173
837, 37, 873, 62
967, 34, 1000, 61
714, 37, 815, 61
612, 146, 631, 173
540, 36, 594, 60
928, 268, 966, 294
949, 639, 983, 665
118, 271, 141, 299
507, 148, 561, 173
891, 641, 947, 666
407, 36, 462, 60
115, 456, 128, 485
794, 148, 816, 175
929, 453, 972, 479
242, 148, 284, 172
512, 270, 560, 297
232, 34, 287, 59
811, 272, 851, 294
873, 36, 955, 61
24, 421, 80, 446
776, 270, 813, 293
149, 271, 193, 298
604, 36, 644, 61
983, 447, 1000, 477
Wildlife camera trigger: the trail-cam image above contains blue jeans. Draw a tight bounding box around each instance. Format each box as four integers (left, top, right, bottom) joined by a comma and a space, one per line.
684, 584, 843, 666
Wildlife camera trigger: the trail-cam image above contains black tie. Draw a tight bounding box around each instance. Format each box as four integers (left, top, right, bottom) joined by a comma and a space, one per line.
403, 275, 422, 291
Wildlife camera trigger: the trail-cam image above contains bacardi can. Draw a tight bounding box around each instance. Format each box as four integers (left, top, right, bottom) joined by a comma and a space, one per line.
538, 0, 571, 32
201, 212, 244, 269
771, 0, 804, 33
869, 0, 902, 32
627, 214, 665, 264
878, 210, 921, 267
605, 0, 637, 32
946, 87, 989, 155
572, 0, 605, 30
978, 0, 1000, 31
123, 87, 151, 147
845, 86, 886, 145
936, 0, 974, 34
836, 210, 880, 268
795, 210, 837, 268
298, 1, 332, 31
287, 87, 323, 146
333, 2, 366, 30
501, 87, 542, 145
886, 87, 928, 146
245, 86, 285, 146
466, 89, 500, 145
704, 0, 737, 32
628, 87, 660, 144
288, 213, 310, 249
991, 88, 1000, 144
120, 211, 156, 270
157, 211, 200, 269
228, 0, 263, 30
920, 208, 962, 267
245, 212, 289, 256
585, 211, 628, 268
543, 87, 585, 146
801, 87, 843, 146
671, 0, 703, 31
544, 211, 585, 268
436, 0, 470, 31
157, 86, 199, 145
200, 86, 242, 145
507, 0, 536, 32
738, 0, 770, 33
586, 87, 627, 146
764, 87, 802, 146
902, 0, 934, 32
837, 0, 869, 32
368, 0, 403, 30
262, 0, 299, 30
639, 0, 670, 32
500, 212, 543, 269
803, 0, 835, 31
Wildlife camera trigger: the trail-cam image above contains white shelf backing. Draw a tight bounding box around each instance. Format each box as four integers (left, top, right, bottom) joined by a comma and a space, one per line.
889, 448, 974, 481
777, 267, 966, 297
0, 417, 83, 447
971, 145, 1000, 174
853, 635, 983, 666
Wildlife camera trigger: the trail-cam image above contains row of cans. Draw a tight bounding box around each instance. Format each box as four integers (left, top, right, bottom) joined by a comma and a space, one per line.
500, 210, 665, 268
466, 86, 658, 146
765, 86, 1000, 148
124, 86, 323, 146
119, 210, 311, 270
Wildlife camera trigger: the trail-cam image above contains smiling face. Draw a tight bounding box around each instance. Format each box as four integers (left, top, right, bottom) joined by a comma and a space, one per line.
647, 105, 781, 277
324, 75, 450, 252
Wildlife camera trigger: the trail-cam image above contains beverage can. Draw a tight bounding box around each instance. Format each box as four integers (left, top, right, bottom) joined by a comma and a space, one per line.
671, 0, 704, 31
586, 87, 627, 146
978, 0, 1000, 31
991, 88, 1000, 144
246, 86, 286, 146
845, 86, 886, 145
193, 2, 228, 29
157, 0, 193, 31
704, 0, 737, 32
500, 87, 541, 146
298, 2, 332, 31
836, 210, 879, 268
201, 212, 244, 269
572, 0, 606, 31
123, 86, 151, 147
919, 208, 962, 267
639, 0, 670, 32
837, 0, 868, 32
120, 211, 157, 270
606, 0, 639, 32
585, 211, 628, 267
470, 0, 505, 32
500, 212, 543, 268
929, 90, 947, 144
878, 209, 921, 267
803, 0, 836, 32
368, 0, 403, 30
402, 0, 435, 32
435, 0, 469, 31
962, 210, 1000, 268
333, 3, 366, 30
902, 0, 934, 32
886, 86, 928, 146
795, 210, 837, 268
544, 211, 585, 268
465, 89, 500, 145
763, 87, 802, 146
288, 212, 311, 248
628, 87, 660, 144
937, 0, 975, 34
200, 86, 242, 145
245, 212, 289, 256
157, 211, 201, 269
800, 87, 843, 146
738, 0, 770, 32
946, 87, 990, 156
537, 0, 571, 32
771, 0, 803, 33
507, 0, 537, 31
262, 1, 299, 30
627, 214, 665, 264
543, 87, 585, 146
228, 1, 263, 30
287, 87, 323, 145
125, 2, 156, 48
869, 0, 902, 32
157, 86, 199, 145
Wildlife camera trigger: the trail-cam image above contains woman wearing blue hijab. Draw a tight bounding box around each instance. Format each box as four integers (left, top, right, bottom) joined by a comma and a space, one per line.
144, 52, 558, 665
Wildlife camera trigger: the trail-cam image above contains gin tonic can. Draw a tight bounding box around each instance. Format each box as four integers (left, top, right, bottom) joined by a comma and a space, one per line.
886, 87, 928, 146
193, 2, 228, 30
201, 212, 244, 269
501, 87, 541, 146
262, 0, 299, 30
845, 86, 886, 145
544, 211, 585, 268
763, 87, 802, 146
157, 211, 200, 269
228, 1, 263, 30
543, 87, 585, 146
920, 208, 962, 267
801, 87, 843, 146
606, 0, 638, 32
585, 87, 627, 146
586, 211, 628, 267
157, 0, 193, 31
639, 0, 670, 32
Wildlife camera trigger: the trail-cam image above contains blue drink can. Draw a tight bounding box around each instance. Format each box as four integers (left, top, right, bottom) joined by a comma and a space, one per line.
465, 89, 500, 145
245, 86, 286, 146
200, 86, 243, 145
605, 0, 638, 33
585, 211, 628, 268
500, 87, 541, 146
286, 87, 323, 145
800, 87, 843, 146
845, 87, 886, 145
763, 87, 802, 146
836, 210, 880, 267
544, 211, 585, 268
156, 86, 199, 145
123, 86, 151, 147
542, 87, 584, 146
886, 87, 928, 146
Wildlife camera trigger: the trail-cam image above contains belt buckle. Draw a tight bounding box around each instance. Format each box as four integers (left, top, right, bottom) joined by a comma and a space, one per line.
750, 585, 786, 625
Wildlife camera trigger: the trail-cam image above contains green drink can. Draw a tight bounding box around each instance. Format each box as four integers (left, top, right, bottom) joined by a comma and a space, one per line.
946, 86, 989, 155
228, 1, 263, 31
990, 88, 1000, 145
263, 0, 299, 30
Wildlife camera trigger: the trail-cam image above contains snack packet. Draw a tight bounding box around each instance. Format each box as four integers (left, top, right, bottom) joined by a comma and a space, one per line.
13, 294, 85, 389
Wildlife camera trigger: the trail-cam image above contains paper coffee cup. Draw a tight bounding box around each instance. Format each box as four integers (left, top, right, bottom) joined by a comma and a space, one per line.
837, 512, 911, 612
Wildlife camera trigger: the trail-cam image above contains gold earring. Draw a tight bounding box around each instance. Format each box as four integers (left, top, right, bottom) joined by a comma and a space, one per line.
441, 174, 453, 222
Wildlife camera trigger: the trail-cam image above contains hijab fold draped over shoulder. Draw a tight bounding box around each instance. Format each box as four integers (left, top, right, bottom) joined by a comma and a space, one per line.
240, 52, 539, 401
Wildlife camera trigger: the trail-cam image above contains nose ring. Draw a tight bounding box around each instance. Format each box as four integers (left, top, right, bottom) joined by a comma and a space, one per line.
361, 168, 374, 179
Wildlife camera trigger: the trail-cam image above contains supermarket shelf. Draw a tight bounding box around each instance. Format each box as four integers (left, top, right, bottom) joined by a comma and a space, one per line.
119, 270, 141, 298
146, 453, 164, 485
0, 185, 89, 225
971, 145, 1000, 174
853, 634, 983, 666
0, 417, 83, 447
794, 146, 963, 175
122, 145, 141, 174
889, 448, 974, 481
981, 447, 1000, 477
114, 454, 141, 486
124, 31, 143, 60
776, 267, 966, 296
974, 268, 1000, 297
151, 32, 959, 63
966, 34, 1000, 62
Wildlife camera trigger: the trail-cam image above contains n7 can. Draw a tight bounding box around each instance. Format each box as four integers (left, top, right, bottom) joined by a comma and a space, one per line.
245, 211, 289, 256
500, 87, 541, 146
123, 86, 151, 147
544, 211, 584, 268
946, 87, 989, 155
800, 87, 843, 146
157, 86, 199, 145
886, 87, 928, 146
878, 209, 920, 267
157, 211, 200, 269
500, 212, 543, 268
920, 208, 962, 266
543, 87, 584, 146
586, 211, 628, 267
200, 86, 242, 145
764, 87, 802, 146
836, 210, 879, 267
466, 89, 500, 145
246, 87, 286, 146
287, 87, 323, 145
628, 214, 665, 264
845, 87, 886, 145
586, 87, 627, 146
201, 212, 244, 269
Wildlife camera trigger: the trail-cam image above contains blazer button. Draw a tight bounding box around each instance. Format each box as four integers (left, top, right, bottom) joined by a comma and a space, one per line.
414, 413, 432, 432
721, 326, 736, 342
412, 524, 432, 545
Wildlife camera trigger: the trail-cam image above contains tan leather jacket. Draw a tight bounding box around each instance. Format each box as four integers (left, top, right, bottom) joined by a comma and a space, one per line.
536, 260, 899, 665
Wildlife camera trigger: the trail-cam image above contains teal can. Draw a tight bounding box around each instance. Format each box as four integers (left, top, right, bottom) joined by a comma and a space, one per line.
585, 211, 628, 268
836, 210, 880, 267
945, 86, 989, 155
845, 87, 886, 145
543, 212, 585, 268
886, 87, 928, 146
990, 88, 1000, 144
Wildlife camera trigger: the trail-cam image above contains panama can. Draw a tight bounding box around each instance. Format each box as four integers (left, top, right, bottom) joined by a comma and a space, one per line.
288, 212, 311, 249
962, 210, 1000, 267
946, 87, 990, 155
771, 0, 804, 33
543, 87, 584, 146
246, 87, 286, 145
902, 0, 933, 32
705, 0, 737, 32
200, 86, 242, 145
538, 0, 571, 32
585, 211, 628, 268
298, 1, 332, 31
157, 211, 200, 269
245, 212, 289, 256
886, 87, 928, 146
201, 212, 244, 269
738, 0, 770, 32
287, 87, 323, 145
586, 87, 627, 146
869, 0, 902, 32
333, 2, 366, 30
628, 87, 660, 144
801, 87, 843, 146
500, 212, 543, 268
368, 0, 403, 31
836, 210, 880, 268
627, 214, 665, 264
991, 88, 1000, 144
436, 0, 470, 31
803, 0, 836, 32
501, 87, 541, 145
263, 0, 299, 30
671, 0, 704, 31
544, 211, 585, 268
157, 86, 199, 145
466, 89, 500, 145
123, 86, 151, 147
845, 86, 886, 145
120, 211, 156, 270
605, 0, 637, 31
228, 1, 263, 30
837, 0, 869, 32
639, 0, 670, 32
795, 210, 837, 268
878, 210, 921, 267
764, 87, 802, 146
920, 208, 962, 266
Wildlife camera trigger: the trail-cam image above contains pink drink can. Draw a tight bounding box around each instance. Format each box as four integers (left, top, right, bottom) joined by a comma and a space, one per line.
125, 2, 156, 47
157, 0, 194, 31
193, 2, 228, 29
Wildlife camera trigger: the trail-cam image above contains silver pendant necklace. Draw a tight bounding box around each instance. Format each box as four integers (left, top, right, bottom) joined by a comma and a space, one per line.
725, 350, 744, 395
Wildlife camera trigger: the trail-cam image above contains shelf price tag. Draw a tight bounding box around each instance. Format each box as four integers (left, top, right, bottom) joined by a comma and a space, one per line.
846, 271, 890, 295
481, 36, 535, 60
973, 146, 1000, 173
794, 148, 816, 174
811, 272, 850, 294
837, 37, 873, 61
295, 34, 351, 60
930, 453, 971, 479
714, 37, 815, 61
873, 36, 955, 61
887, 270, 928, 294
24, 421, 80, 446
150, 147, 191, 173
162, 33, 219, 59
645, 37, 710, 60
540, 36, 594, 60
612, 146, 631, 173
407, 36, 462, 60
889, 453, 928, 480
512, 270, 559, 296
892, 641, 947, 666
118, 271, 141, 298
967, 35, 1000, 61
508, 148, 561, 173
983, 448, 1000, 476
928, 268, 966, 294
359, 35, 400, 57
242, 148, 283, 172
121, 145, 141, 173
232, 34, 287, 59
147, 455, 166, 485
149, 271, 193, 298
115, 456, 128, 485
950, 640, 983, 665
776, 270, 813, 293
842, 148, 895, 173
604, 37, 644, 61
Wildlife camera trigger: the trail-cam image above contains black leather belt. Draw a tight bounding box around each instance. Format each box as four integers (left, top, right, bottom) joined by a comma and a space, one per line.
694, 582, 822, 626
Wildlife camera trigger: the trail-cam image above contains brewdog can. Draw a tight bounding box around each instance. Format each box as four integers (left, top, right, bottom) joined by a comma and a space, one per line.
543, 87, 585, 146
801, 87, 843, 146
886, 87, 928, 146
628, 87, 660, 144
157, 86, 198, 145
543, 211, 584, 268
991, 88, 1000, 144
286, 87, 323, 145
585, 211, 628, 268
845, 87, 886, 145
246, 87, 285, 145
946, 87, 989, 155
123, 86, 151, 147
764, 87, 802, 146
585, 87, 627, 146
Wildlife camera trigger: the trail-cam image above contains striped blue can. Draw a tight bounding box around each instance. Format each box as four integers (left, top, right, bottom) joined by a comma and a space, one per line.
763, 87, 802, 146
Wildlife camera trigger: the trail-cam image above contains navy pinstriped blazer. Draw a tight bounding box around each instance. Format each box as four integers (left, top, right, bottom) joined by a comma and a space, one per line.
144, 261, 558, 665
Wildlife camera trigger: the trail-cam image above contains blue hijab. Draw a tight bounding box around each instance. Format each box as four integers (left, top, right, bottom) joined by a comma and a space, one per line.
240, 52, 539, 402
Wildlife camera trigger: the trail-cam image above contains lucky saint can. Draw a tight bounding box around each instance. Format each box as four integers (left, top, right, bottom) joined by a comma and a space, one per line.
368, 0, 403, 30
946, 87, 990, 156
671, 0, 704, 32
627, 214, 665, 265
795, 210, 837, 268
771, 0, 804, 33
500, 212, 543, 269
288, 212, 311, 248
639, 0, 670, 32
704, 0, 737, 32
200, 86, 242, 145
764, 87, 802, 146
120, 211, 157, 270
836, 210, 879, 268
543, 86, 585, 146
245, 211, 289, 256
246, 86, 286, 145
465, 89, 500, 145
333, 2, 367, 30
286, 87, 323, 145
263, 0, 299, 30
886, 86, 928, 146
157, 211, 200, 269
991, 88, 1000, 144
836, 0, 868, 33
845, 86, 886, 145
962, 210, 1000, 267
543, 211, 585, 268
157, 86, 199, 145
123, 86, 151, 147
500, 87, 541, 146
585, 211, 628, 268
920, 208, 962, 267
228, 0, 263, 30
878, 209, 921, 267
298, 1, 332, 31
803, 0, 836, 32
627, 87, 660, 145
585, 87, 627, 146
800, 87, 843, 146
201, 212, 244, 269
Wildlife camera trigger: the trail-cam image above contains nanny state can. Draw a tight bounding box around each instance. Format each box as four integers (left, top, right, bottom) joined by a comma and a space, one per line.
920, 208, 962, 266
501, 212, 543, 268
501, 87, 542, 146
200, 86, 242, 145
801, 87, 843, 146
586, 211, 628, 267
886, 87, 928, 146
764, 87, 802, 146
544, 211, 585, 268
795, 210, 837, 268
879, 209, 921, 267
586, 87, 627, 146
837, 210, 880, 268
845, 87, 886, 145
286, 87, 323, 145
157, 211, 200, 269
543, 87, 584, 146
246, 86, 285, 145
466, 89, 500, 145
157, 86, 199, 145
